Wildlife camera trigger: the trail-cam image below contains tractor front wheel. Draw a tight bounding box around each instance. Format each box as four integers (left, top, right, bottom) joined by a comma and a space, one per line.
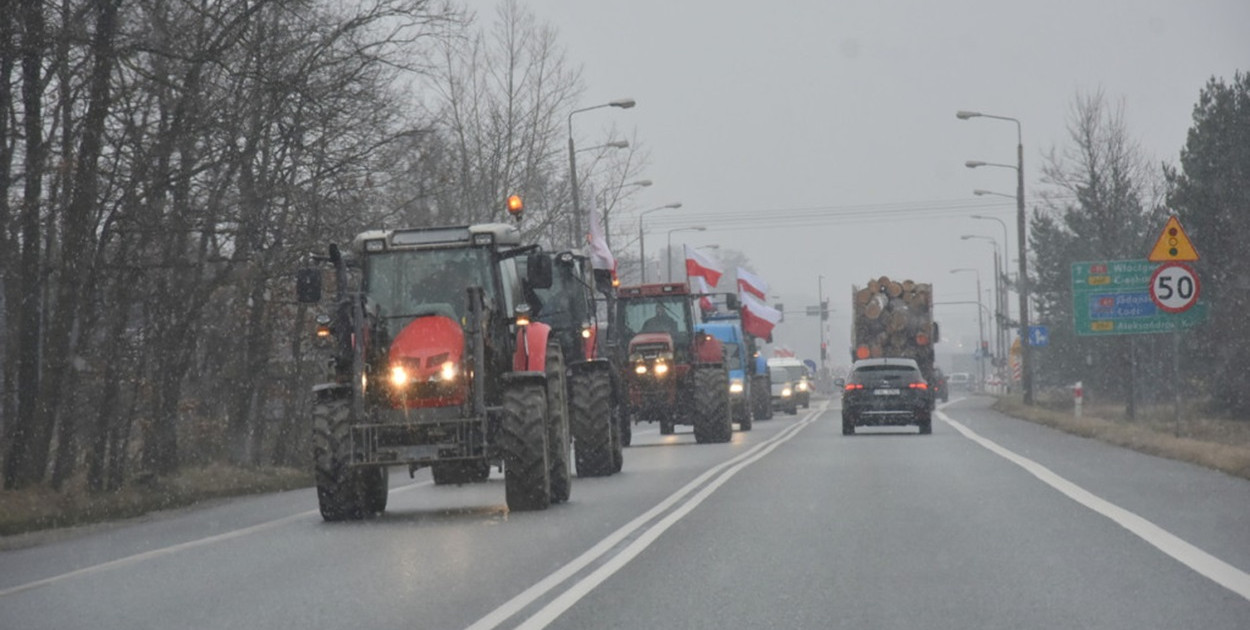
501, 380, 551, 511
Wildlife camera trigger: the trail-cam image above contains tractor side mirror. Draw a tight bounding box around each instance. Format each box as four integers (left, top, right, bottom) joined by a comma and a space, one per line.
527, 254, 553, 289
834, 377, 846, 389
931, 322, 940, 344
725, 293, 739, 311
593, 268, 613, 294
296, 268, 322, 303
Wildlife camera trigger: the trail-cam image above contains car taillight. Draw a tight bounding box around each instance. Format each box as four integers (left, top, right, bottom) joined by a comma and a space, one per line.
909, 382, 928, 390
844, 383, 863, 391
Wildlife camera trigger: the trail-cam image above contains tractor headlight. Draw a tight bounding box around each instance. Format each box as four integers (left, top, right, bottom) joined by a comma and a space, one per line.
729, 379, 744, 394
653, 360, 669, 376
781, 387, 793, 398
437, 361, 457, 382
796, 381, 809, 392
390, 364, 410, 387
635, 363, 647, 375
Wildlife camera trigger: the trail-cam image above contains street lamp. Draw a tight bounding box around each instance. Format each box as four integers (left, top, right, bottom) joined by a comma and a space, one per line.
568, 98, 636, 246
969, 210, 1011, 367
958, 109, 1032, 404
597, 179, 652, 250
576, 139, 630, 154
639, 203, 682, 283
667, 226, 706, 282
951, 267, 986, 391
961, 234, 1002, 365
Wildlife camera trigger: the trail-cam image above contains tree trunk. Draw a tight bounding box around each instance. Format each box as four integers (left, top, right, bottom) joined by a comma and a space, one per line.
4, 0, 48, 490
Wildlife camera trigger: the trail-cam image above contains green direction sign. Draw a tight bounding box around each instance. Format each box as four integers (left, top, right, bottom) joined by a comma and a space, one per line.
1071, 259, 1207, 336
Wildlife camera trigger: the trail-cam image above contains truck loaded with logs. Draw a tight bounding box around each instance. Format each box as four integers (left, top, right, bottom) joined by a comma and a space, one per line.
849, 275, 940, 382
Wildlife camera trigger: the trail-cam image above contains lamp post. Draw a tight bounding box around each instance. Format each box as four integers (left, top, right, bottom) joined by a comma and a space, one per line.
951, 267, 986, 391
958, 108, 1032, 404
638, 203, 681, 283
568, 98, 635, 247
961, 234, 1002, 365
597, 179, 652, 251
667, 226, 706, 282
970, 207, 1011, 367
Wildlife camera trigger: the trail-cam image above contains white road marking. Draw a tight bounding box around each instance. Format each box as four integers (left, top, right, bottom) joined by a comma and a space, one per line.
940, 410, 1250, 602
0, 479, 430, 598
467, 406, 823, 630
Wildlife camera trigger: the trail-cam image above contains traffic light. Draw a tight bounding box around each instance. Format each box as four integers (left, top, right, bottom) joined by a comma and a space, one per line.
821, 299, 829, 321
821, 342, 828, 360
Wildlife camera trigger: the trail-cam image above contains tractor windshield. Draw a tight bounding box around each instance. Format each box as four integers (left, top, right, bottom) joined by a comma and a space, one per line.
619, 297, 691, 341
364, 247, 495, 324
532, 258, 590, 330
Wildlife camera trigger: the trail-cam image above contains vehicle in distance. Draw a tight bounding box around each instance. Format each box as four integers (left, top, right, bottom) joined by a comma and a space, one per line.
947, 372, 972, 391
841, 357, 933, 435
769, 366, 798, 415
931, 367, 949, 403
767, 357, 811, 409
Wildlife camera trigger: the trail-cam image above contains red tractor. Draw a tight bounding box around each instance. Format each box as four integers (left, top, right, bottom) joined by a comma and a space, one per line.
296, 221, 573, 519
525, 250, 623, 477
612, 283, 732, 444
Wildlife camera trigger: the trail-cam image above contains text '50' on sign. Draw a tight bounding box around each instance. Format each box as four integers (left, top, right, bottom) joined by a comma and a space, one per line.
1150, 262, 1201, 313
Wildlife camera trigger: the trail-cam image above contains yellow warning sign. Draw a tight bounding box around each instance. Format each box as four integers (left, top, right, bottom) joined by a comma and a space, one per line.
1148, 216, 1199, 262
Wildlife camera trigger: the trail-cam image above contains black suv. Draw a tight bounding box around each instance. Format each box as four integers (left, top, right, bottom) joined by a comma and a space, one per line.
841, 358, 933, 435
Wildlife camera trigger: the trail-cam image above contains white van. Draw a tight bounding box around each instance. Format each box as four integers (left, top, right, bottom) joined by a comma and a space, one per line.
767, 357, 811, 408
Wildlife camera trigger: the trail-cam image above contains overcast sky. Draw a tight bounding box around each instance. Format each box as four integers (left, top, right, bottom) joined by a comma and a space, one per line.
466, 0, 1248, 366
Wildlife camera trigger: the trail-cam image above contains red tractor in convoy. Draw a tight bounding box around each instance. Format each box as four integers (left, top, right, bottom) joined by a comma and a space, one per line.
525, 250, 623, 477
612, 282, 733, 444
295, 219, 574, 519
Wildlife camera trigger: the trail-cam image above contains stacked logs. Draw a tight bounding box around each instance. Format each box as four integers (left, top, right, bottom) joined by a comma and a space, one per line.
851, 276, 935, 361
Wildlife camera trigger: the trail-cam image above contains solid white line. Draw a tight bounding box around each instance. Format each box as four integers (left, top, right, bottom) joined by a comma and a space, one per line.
940, 411, 1250, 602
0, 479, 430, 598
465, 406, 823, 630
515, 412, 818, 629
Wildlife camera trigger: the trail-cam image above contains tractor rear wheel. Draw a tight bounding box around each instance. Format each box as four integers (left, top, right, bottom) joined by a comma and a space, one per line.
570, 367, 615, 477
692, 367, 732, 444
501, 380, 550, 511
312, 397, 368, 521
546, 344, 572, 503
751, 375, 773, 421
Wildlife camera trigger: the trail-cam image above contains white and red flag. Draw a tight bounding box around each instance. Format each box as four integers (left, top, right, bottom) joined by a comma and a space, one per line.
736, 267, 768, 300
740, 291, 782, 339
690, 275, 715, 312
586, 185, 617, 276
683, 245, 722, 287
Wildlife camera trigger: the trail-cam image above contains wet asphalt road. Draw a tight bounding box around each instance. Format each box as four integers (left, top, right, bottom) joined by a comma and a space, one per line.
2, 396, 1249, 629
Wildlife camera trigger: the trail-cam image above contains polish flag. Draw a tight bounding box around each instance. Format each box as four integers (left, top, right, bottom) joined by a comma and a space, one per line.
740, 291, 782, 339
691, 275, 715, 312
586, 185, 616, 274
736, 267, 768, 300
684, 245, 722, 287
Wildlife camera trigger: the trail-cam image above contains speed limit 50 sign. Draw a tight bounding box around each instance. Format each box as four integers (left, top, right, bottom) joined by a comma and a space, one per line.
1149, 262, 1200, 313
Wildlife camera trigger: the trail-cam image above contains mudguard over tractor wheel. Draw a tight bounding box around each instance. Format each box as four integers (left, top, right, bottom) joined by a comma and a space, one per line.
313, 398, 373, 521
501, 379, 551, 511
546, 344, 572, 503
570, 367, 615, 477
692, 367, 733, 444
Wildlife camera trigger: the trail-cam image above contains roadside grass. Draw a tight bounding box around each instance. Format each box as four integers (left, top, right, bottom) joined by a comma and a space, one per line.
992, 394, 1250, 481
0, 464, 312, 540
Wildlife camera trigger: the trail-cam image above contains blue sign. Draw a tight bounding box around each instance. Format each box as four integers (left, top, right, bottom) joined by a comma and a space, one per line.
1028, 325, 1049, 347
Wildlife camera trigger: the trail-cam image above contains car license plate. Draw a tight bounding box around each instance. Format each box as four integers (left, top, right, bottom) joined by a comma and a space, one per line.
874, 389, 900, 396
